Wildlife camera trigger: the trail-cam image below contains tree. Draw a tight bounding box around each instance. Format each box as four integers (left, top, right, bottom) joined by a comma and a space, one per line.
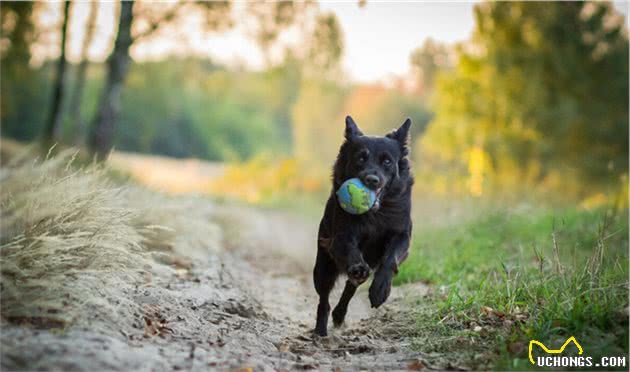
0, 2, 34, 63
87, 1, 332, 159
43, 1, 71, 144
89, 1, 134, 159
246, 2, 315, 64
422, 2, 628, 195
88, 1, 233, 159
409, 38, 450, 97
304, 12, 343, 79
68, 1, 98, 144
291, 79, 347, 165
1, 2, 37, 138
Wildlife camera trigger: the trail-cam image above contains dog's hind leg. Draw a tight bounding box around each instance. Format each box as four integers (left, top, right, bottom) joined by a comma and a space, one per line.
313, 248, 338, 336
332, 280, 357, 327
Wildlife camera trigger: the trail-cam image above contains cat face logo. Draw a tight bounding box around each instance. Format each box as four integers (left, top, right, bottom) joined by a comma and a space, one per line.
528, 336, 583, 365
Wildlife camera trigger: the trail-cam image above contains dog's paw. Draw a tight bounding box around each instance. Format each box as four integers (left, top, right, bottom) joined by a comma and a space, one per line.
313, 326, 328, 337
347, 262, 370, 285
369, 272, 392, 308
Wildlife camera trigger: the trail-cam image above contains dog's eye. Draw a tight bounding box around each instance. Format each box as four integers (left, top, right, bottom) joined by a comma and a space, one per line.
382, 158, 392, 167
358, 155, 367, 163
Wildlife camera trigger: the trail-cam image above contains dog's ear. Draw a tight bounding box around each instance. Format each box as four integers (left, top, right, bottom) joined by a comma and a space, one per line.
388, 118, 412, 182
387, 118, 411, 152
345, 115, 363, 140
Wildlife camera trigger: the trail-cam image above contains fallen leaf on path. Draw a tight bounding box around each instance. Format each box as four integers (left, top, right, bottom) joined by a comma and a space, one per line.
276, 341, 290, 352
481, 305, 505, 318
507, 341, 525, 354
514, 313, 528, 322
407, 359, 426, 370
142, 304, 172, 338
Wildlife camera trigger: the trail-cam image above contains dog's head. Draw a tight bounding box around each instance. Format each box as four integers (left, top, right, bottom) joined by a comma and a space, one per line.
333, 116, 412, 205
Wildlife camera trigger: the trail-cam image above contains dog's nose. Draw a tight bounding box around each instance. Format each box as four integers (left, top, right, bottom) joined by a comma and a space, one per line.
363, 174, 380, 189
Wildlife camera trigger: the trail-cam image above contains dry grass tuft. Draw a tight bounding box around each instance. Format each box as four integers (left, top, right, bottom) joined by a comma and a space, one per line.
0, 150, 152, 327
0, 148, 247, 335
0, 149, 226, 330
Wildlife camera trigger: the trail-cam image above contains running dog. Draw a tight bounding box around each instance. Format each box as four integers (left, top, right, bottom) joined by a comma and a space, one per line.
313, 116, 413, 336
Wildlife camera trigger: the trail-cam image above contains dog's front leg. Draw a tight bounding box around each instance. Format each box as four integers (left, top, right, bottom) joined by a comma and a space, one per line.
330, 233, 370, 286
369, 232, 410, 308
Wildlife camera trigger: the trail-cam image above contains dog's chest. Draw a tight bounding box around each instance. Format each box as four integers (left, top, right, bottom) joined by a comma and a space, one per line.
368, 201, 408, 228
358, 228, 390, 266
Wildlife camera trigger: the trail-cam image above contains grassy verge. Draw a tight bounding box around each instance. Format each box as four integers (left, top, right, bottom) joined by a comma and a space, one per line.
0, 150, 223, 333
396, 206, 629, 370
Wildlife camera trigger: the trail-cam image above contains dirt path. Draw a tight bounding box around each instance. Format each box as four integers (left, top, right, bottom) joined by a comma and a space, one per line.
226, 208, 431, 371
1, 204, 430, 371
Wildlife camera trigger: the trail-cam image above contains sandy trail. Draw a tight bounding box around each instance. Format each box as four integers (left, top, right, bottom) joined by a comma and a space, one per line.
1, 203, 429, 371
202, 207, 431, 370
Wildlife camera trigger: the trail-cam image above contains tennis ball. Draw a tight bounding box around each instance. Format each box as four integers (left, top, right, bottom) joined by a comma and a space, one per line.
336, 178, 376, 215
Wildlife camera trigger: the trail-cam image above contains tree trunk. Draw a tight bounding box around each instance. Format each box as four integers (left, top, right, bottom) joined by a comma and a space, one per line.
89, 0, 134, 160
43, 1, 70, 144
68, 1, 98, 145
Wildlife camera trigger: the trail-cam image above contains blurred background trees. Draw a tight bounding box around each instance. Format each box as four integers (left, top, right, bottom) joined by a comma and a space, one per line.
1, 1, 47, 141
43, 0, 70, 144
421, 1, 628, 197
0, 1, 627, 201
67, 1, 98, 145
89, 0, 133, 159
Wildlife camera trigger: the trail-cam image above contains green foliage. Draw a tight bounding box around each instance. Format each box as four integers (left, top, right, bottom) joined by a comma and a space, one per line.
349, 90, 433, 140
0, 1, 349, 163
398, 206, 628, 369
423, 2, 629, 194
0, 1, 425, 169
410, 38, 451, 96
290, 78, 435, 170
2, 58, 304, 161
305, 12, 344, 78
1, 3, 46, 140
291, 79, 348, 165
0, 2, 35, 63
0, 63, 50, 141
246, 1, 315, 61
1, 54, 431, 166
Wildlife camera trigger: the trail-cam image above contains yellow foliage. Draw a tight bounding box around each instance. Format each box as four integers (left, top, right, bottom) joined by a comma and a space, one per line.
579, 193, 609, 210
209, 154, 328, 204
291, 79, 346, 165
467, 146, 488, 197
579, 173, 629, 210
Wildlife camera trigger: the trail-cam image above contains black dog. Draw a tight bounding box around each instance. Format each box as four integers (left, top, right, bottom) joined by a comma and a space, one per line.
313, 116, 413, 336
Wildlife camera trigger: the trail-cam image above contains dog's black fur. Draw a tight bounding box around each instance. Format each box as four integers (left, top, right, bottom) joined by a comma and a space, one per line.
313, 116, 413, 336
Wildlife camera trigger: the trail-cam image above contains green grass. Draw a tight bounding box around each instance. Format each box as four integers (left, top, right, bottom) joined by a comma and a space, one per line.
396, 206, 629, 370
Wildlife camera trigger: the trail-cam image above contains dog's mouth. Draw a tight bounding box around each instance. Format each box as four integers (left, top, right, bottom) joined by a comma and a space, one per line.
373, 186, 385, 210
375, 186, 384, 198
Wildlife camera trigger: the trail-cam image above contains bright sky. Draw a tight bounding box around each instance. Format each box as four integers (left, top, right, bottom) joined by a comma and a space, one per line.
34, 1, 627, 84
320, 2, 476, 82
190, 2, 478, 82
35, 1, 477, 83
